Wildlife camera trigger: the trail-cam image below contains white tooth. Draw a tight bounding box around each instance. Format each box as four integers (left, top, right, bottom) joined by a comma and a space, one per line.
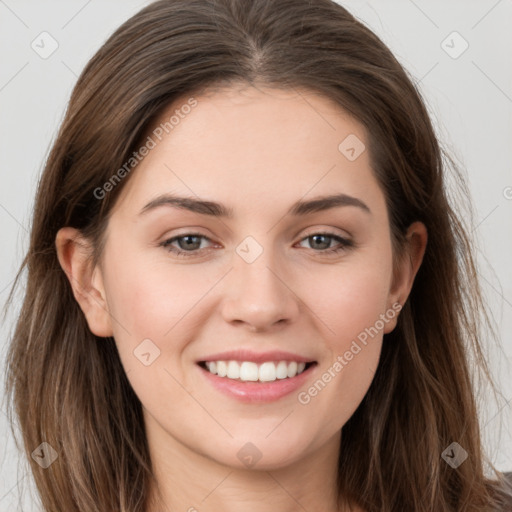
287, 361, 298, 378
217, 361, 227, 377
239, 362, 259, 381
297, 362, 306, 374
259, 362, 277, 382
209, 361, 217, 374
227, 361, 240, 379
276, 361, 288, 379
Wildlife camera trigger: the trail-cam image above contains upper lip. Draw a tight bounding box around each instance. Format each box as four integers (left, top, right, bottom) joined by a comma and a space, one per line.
198, 349, 315, 364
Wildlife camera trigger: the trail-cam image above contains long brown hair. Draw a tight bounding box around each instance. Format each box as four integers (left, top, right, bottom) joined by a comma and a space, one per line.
4, 0, 511, 510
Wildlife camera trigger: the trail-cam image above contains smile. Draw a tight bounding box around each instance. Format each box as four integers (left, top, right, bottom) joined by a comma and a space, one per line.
200, 360, 311, 382
196, 349, 318, 403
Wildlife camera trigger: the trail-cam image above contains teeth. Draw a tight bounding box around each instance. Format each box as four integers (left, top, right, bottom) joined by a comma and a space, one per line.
287, 361, 298, 378
276, 361, 288, 379
203, 360, 309, 382
216, 361, 227, 377
226, 361, 239, 379
240, 362, 258, 381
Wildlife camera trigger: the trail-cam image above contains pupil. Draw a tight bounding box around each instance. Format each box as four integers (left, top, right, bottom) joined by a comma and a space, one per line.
183, 236, 198, 249
312, 235, 328, 249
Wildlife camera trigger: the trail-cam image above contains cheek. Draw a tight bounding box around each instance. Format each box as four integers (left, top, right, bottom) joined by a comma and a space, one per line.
102, 246, 214, 341
297, 252, 392, 418
295, 279, 388, 435
309, 253, 393, 345
100, 253, 214, 413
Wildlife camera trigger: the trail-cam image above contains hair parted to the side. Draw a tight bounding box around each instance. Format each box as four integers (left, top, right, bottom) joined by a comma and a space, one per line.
4, 0, 512, 510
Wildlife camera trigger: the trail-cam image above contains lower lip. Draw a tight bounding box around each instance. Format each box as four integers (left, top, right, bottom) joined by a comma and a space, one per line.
197, 363, 317, 403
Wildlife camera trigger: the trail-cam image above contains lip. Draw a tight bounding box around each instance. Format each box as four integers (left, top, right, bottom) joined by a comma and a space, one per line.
197, 349, 314, 364
197, 358, 318, 404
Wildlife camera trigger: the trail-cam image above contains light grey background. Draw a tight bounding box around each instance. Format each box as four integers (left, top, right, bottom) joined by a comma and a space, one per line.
1, 0, 511, 509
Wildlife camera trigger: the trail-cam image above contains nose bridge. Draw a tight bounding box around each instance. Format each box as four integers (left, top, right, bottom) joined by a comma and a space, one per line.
221, 234, 299, 329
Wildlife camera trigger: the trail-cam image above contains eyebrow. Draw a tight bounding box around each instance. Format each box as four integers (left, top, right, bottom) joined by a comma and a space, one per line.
139, 192, 371, 217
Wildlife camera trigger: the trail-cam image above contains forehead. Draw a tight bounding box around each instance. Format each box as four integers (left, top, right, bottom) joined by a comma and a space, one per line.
111, 85, 384, 217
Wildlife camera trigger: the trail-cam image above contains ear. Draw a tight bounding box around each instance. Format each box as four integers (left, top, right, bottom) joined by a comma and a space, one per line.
384, 221, 428, 333
55, 227, 113, 337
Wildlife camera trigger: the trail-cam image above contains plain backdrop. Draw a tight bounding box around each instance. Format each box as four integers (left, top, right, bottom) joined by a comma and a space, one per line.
1, 0, 511, 509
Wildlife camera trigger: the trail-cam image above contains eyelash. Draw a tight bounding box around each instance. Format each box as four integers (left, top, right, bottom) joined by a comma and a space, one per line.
159, 231, 354, 258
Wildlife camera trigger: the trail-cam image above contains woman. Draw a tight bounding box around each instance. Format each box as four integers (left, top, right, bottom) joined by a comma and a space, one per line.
4, 0, 512, 510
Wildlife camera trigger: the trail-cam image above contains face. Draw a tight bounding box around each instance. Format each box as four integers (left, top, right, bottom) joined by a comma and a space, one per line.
67, 85, 419, 471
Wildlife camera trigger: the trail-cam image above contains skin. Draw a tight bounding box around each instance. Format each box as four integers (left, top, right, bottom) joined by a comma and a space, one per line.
56, 84, 427, 512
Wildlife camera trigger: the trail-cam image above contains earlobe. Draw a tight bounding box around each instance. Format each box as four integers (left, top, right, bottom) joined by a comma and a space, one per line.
384, 221, 428, 333
55, 227, 114, 337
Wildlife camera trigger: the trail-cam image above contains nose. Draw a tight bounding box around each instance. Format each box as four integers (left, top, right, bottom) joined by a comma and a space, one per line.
221, 245, 300, 332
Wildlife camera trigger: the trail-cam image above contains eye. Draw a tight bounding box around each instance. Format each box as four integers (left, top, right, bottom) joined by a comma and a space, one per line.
296, 232, 353, 255
160, 233, 215, 257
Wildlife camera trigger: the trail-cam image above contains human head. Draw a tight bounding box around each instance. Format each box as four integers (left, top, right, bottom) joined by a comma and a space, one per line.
5, 1, 510, 511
